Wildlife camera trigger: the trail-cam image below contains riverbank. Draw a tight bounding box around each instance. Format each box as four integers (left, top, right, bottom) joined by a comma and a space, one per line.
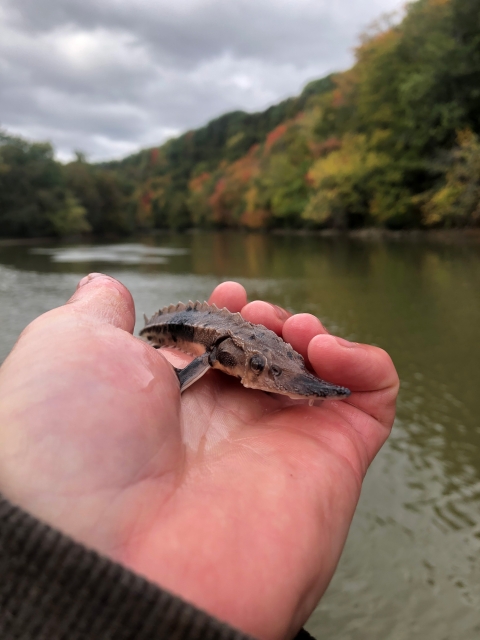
272, 227, 480, 244
2, 227, 480, 248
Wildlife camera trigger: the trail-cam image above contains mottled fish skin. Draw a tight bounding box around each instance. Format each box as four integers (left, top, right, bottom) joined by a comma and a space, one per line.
140, 301, 350, 400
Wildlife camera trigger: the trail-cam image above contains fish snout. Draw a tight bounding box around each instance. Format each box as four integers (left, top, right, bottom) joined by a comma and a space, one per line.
291, 373, 351, 399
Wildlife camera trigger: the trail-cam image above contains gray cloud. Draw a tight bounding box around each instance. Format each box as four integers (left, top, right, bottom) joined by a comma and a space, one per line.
0, 0, 404, 161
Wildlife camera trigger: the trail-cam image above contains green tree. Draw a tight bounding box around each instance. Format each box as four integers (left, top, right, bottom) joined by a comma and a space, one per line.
65, 156, 131, 235
303, 135, 390, 228
48, 194, 91, 236
0, 132, 70, 237
420, 130, 480, 226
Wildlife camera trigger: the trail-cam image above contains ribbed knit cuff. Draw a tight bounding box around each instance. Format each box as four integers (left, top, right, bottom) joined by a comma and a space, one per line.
0, 495, 254, 640
0, 495, 316, 640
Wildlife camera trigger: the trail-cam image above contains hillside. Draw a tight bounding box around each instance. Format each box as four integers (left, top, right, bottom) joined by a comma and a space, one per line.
1, 0, 479, 237
100, 75, 335, 230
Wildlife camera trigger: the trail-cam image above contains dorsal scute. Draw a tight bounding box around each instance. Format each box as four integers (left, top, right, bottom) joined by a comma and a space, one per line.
143, 300, 241, 327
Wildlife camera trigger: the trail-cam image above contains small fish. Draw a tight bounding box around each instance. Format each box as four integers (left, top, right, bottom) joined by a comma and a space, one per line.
140, 301, 350, 402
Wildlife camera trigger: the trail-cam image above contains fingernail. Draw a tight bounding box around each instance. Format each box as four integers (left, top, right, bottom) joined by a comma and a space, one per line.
269, 303, 291, 320
76, 273, 107, 289
335, 336, 356, 348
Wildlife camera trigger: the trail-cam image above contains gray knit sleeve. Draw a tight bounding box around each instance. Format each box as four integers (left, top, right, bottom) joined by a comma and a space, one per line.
0, 495, 316, 640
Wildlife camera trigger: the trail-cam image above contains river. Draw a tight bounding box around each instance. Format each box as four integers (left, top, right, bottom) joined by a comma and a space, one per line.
1, 231, 479, 638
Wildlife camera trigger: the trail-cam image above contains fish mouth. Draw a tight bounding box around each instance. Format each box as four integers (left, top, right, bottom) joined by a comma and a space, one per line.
288, 373, 351, 399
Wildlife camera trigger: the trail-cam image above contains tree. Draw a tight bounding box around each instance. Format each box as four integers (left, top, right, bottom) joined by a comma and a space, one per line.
303, 135, 389, 228
48, 194, 91, 236
420, 129, 480, 226
0, 132, 66, 237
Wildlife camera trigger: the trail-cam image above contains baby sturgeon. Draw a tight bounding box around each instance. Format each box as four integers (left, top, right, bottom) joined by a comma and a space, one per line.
140, 301, 350, 401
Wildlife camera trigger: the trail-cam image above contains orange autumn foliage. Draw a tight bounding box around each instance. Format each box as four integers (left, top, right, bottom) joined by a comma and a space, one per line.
150, 148, 159, 165
264, 124, 288, 152
189, 172, 211, 193
208, 178, 227, 223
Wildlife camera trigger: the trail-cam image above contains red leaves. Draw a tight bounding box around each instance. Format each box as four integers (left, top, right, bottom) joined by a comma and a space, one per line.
265, 124, 288, 152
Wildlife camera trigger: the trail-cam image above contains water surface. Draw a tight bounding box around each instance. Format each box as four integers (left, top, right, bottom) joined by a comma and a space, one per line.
1, 232, 479, 638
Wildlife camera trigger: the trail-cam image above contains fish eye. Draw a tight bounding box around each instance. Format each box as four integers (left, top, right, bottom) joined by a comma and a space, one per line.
270, 365, 282, 377
250, 354, 266, 373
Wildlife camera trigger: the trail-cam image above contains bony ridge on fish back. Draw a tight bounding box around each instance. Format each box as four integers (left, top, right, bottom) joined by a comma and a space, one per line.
140, 301, 350, 403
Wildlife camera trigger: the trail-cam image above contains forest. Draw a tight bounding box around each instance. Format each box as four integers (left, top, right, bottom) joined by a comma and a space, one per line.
1, 0, 479, 237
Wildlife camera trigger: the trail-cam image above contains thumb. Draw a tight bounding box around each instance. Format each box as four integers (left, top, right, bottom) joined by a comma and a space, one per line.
67, 273, 135, 333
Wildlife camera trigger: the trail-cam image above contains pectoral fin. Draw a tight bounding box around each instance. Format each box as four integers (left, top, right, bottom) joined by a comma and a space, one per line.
174, 352, 211, 392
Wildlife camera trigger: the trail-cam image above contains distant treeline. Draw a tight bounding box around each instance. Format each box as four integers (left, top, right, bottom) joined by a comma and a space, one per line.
1, 0, 479, 238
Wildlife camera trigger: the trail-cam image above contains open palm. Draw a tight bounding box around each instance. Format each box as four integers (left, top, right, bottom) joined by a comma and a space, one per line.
0, 275, 398, 640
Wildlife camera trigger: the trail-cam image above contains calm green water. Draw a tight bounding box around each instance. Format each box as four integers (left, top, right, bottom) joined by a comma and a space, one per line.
1, 232, 480, 638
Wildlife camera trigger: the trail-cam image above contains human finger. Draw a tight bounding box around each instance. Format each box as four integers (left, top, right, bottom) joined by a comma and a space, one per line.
308, 335, 397, 392
308, 334, 399, 427
66, 273, 135, 333
208, 281, 247, 312
240, 301, 292, 336
282, 313, 329, 362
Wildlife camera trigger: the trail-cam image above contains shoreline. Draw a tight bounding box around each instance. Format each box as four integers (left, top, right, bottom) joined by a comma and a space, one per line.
1, 227, 480, 247
271, 227, 480, 244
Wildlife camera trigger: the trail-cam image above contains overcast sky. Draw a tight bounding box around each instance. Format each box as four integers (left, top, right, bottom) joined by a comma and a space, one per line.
0, 0, 404, 162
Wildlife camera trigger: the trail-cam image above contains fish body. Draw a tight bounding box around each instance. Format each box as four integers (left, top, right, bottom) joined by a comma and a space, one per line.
140, 301, 350, 400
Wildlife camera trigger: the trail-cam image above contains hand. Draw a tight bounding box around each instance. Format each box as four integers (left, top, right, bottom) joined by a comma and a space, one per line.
0, 274, 398, 640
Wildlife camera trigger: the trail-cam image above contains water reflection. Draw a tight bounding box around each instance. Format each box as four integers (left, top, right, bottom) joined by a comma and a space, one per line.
0, 231, 479, 638
31, 243, 189, 264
